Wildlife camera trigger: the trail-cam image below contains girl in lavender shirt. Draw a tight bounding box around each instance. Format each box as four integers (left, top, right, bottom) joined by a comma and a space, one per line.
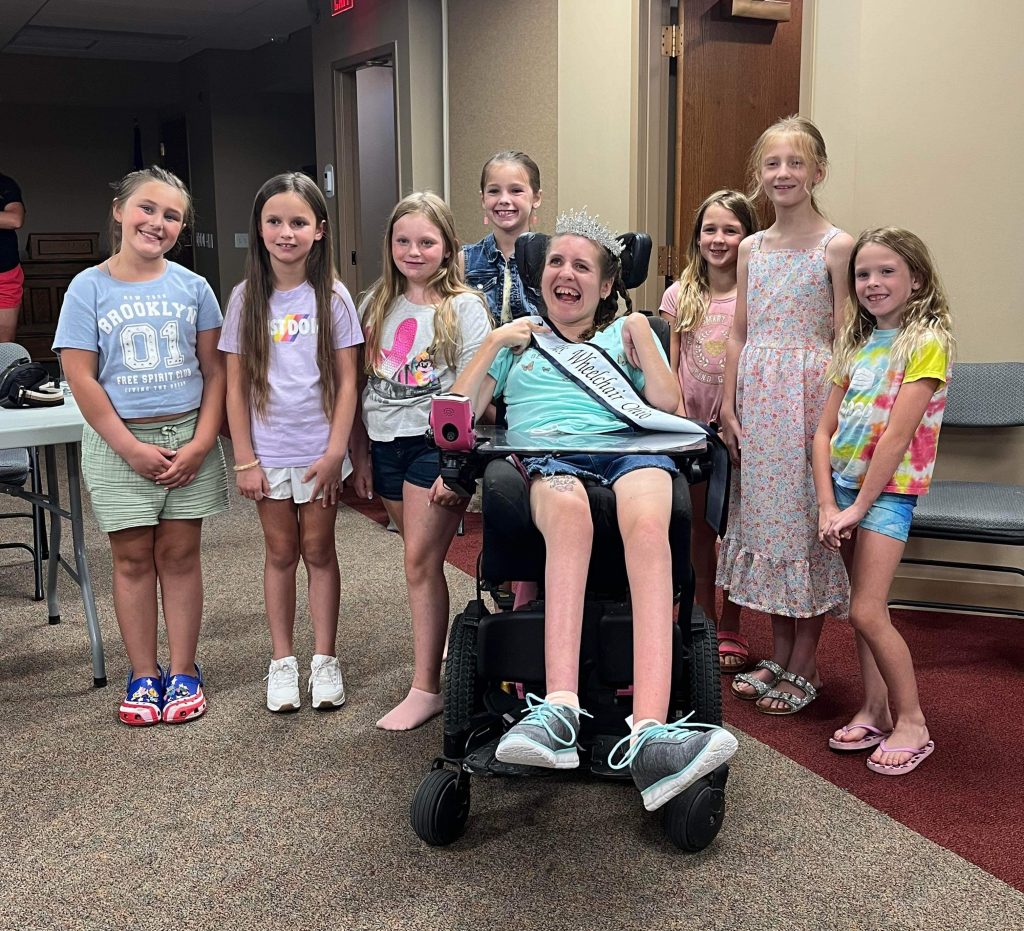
220, 173, 362, 714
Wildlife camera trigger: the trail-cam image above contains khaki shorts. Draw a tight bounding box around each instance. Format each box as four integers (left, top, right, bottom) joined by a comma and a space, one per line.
82, 411, 229, 534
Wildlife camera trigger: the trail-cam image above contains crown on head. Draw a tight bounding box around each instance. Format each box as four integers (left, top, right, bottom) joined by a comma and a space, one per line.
554, 207, 623, 258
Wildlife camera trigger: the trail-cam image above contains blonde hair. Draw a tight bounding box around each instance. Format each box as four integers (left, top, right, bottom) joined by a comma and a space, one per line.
747, 115, 829, 216
238, 172, 339, 421
361, 192, 483, 374
673, 190, 759, 333
828, 227, 955, 381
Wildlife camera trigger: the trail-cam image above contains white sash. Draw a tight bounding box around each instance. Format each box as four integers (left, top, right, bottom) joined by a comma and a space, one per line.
528, 318, 710, 436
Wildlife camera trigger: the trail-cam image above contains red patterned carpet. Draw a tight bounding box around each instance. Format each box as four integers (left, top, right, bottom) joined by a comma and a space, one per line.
341, 489, 1023, 890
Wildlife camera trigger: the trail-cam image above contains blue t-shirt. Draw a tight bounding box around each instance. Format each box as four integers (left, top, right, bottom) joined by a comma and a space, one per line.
488, 317, 668, 435
53, 261, 223, 418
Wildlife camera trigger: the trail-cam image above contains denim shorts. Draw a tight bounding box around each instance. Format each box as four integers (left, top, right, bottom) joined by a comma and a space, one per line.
523, 453, 678, 486
832, 478, 917, 543
371, 435, 441, 501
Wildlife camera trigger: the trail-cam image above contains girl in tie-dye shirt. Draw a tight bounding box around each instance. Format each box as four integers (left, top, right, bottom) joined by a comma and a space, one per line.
813, 227, 954, 777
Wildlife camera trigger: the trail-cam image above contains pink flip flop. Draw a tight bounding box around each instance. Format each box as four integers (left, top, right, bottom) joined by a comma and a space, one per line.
866, 738, 935, 776
828, 723, 892, 752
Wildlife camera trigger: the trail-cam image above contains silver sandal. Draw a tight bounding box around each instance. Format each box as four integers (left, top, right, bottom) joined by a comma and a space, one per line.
756, 671, 820, 715
730, 659, 785, 701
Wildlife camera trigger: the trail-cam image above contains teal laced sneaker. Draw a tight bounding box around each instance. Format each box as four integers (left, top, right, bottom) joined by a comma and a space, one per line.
495, 693, 593, 769
609, 714, 738, 811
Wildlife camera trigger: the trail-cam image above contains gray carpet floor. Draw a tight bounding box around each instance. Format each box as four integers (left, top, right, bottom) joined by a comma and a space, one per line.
2, 448, 1022, 931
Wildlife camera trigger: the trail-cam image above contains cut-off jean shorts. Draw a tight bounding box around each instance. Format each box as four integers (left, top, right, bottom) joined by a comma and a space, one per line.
371, 434, 441, 501
82, 411, 229, 534
524, 453, 679, 486
832, 477, 917, 543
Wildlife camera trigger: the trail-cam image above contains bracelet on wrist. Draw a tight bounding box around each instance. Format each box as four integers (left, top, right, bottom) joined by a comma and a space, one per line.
233, 459, 261, 472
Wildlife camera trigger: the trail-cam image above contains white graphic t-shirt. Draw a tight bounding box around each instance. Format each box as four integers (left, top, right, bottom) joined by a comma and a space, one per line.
360, 292, 491, 441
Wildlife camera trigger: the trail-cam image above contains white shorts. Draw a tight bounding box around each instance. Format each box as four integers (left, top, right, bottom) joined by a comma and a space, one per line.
264, 458, 353, 504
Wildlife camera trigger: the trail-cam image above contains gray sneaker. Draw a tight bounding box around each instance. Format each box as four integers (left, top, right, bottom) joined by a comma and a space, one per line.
495, 694, 592, 769
609, 716, 738, 811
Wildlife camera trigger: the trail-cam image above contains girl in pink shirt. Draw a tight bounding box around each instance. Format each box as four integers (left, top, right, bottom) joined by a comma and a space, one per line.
659, 190, 759, 673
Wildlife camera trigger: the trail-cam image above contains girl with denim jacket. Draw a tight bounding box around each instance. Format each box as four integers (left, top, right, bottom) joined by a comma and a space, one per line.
461, 151, 543, 324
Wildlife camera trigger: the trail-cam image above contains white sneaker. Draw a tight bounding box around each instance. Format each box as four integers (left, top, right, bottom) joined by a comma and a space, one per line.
309, 654, 346, 709
265, 656, 301, 712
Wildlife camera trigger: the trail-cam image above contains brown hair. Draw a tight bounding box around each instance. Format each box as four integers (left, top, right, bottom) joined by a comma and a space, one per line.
108, 166, 193, 253
479, 151, 541, 194
238, 172, 339, 420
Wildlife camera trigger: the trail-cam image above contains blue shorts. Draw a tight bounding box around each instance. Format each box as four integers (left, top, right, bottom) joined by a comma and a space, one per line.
523, 453, 678, 486
371, 435, 441, 501
832, 478, 917, 543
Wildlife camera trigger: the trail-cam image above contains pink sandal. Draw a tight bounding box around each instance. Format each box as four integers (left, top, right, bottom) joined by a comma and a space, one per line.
866, 738, 935, 776
716, 630, 750, 673
828, 723, 892, 753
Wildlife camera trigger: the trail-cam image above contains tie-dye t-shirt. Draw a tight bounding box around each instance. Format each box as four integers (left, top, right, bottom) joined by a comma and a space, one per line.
219, 280, 363, 468
830, 327, 949, 495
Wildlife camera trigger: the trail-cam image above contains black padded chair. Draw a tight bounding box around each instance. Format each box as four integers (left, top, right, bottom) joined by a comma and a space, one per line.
411, 232, 729, 853
889, 361, 1024, 618
0, 342, 47, 601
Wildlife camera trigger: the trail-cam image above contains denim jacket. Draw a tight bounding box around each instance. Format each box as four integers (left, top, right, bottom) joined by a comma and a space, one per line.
461, 233, 542, 325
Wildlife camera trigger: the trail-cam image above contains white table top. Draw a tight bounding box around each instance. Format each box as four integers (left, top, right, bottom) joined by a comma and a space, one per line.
476, 426, 707, 455
0, 393, 85, 448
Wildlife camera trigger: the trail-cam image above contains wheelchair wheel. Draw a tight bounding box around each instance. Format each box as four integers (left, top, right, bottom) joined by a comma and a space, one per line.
662, 764, 728, 852
411, 767, 471, 846
688, 606, 722, 726
444, 609, 481, 737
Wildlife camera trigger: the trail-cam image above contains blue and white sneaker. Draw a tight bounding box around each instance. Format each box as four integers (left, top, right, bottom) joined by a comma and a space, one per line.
119, 667, 164, 727
494, 693, 593, 769
162, 663, 207, 724
609, 714, 738, 811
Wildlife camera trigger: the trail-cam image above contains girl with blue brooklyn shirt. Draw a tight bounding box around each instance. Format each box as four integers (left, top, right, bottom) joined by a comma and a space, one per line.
54, 167, 228, 728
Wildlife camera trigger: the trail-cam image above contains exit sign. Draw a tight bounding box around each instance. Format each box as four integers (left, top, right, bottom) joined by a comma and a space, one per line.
332, 0, 354, 13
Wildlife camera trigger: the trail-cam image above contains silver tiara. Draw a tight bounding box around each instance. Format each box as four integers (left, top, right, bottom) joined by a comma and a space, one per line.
554, 207, 623, 257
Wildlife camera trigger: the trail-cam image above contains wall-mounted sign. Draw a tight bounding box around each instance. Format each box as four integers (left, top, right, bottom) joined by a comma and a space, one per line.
332, 0, 355, 14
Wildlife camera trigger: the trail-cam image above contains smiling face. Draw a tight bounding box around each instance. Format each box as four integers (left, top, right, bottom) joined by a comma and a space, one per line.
853, 242, 921, 329
697, 203, 745, 274
259, 191, 324, 276
760, 134, 822, 209
391, 211, 447, 287
113, 180, 186, 261
541, 234, 612, 332
481, 160, 541, 237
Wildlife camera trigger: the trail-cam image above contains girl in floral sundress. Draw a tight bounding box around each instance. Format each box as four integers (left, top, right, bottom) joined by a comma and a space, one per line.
717, 116, 853, 715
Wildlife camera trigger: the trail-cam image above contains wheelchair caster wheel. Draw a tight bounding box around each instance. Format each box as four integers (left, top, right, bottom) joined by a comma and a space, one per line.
411, 767, 471, 846
662, 765, 728, 852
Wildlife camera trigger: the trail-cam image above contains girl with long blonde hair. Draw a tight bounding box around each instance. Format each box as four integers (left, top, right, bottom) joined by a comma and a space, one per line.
813, 227, 953, 775
350, 191, 492, 730
659, 190, 759, 672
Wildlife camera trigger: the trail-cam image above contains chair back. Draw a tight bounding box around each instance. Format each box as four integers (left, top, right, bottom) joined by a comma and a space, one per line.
514, 231, 653, 294
944, 362, 1024, 428
0, 342, 32, 371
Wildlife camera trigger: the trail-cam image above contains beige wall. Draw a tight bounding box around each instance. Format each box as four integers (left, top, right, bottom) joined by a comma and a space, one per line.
804, 0, 1023, 611
446, 0, 559, 247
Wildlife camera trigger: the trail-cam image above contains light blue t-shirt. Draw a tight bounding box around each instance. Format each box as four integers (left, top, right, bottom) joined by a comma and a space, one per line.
488, 316, 669, 435
53, 261, 223, 418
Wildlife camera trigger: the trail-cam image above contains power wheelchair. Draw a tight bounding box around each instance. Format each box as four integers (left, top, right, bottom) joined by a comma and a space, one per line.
409, 232, 733, 851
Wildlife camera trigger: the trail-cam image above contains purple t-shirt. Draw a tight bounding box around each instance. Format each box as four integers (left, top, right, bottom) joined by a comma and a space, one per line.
219, 280, 363, 468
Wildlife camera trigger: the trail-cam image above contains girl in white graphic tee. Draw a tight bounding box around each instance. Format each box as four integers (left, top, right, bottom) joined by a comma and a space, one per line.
220, 173, 362, 713
350, 192, 491, 730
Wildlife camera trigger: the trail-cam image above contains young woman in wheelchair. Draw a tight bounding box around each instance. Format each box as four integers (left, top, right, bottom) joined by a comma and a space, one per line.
452, 210, 738, 812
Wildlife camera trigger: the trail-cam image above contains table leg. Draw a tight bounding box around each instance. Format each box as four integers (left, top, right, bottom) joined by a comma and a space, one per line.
65, 443, 107, 688
44, 446, 63, 625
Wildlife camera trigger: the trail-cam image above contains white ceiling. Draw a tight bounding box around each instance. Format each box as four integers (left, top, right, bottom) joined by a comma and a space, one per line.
0, 0, 317, 62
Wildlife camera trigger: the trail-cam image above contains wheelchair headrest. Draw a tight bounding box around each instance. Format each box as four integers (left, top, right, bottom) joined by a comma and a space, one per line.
514, 230, 653, 293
